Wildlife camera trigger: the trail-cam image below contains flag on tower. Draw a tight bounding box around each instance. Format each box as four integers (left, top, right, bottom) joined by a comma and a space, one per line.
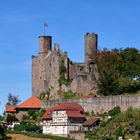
44, 23, 48, 28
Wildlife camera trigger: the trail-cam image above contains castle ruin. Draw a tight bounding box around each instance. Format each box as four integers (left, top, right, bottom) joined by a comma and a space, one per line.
32, 33, 99, 99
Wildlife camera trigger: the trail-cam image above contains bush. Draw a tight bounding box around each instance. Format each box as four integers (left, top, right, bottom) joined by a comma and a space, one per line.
39, 91, 49, 100
58, 74, 71, 86
108, 106, 121, 116
6, 114, 18, 123
0, 125, 6, 138
91, 110, 95, 116
28, 109, 36, 116
14, 124, 26, 131
26, 124, 41, 132
85, 111, 90, 116
14, 123, 41, 132
27, 109, 39, 120
64, 90, 77, 99
112, 113, 125, 122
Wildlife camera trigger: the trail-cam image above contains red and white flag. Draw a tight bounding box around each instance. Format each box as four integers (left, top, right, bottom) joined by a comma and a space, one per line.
44, 23, 48, 28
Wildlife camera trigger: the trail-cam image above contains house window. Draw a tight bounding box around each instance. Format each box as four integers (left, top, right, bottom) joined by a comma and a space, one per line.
56, 111, 58, 115
63, 126, 65, 132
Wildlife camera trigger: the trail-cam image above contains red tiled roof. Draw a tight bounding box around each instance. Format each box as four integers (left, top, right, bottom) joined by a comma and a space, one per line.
43, 103, 85, 119
5, 105, 16, 113
42, 107, 54, 119
66, 110, 85, 118
16, 96, 41, 109
83, 118, 99, 126
80, 95, 96, 99
53, 103, 84, 111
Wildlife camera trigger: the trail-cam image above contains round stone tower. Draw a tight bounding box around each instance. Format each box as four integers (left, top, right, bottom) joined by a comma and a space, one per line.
84, 33, 98, 72
39, 36, 52, 57
85, 33, 98, 64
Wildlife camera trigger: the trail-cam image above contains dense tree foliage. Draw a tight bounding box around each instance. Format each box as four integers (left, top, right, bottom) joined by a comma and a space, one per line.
6, 114, 18, 123
14, 121, 41, 132
97, 48, 140, 95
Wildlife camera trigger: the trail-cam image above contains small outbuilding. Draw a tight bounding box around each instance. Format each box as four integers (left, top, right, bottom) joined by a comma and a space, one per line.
83, 118, 100, 131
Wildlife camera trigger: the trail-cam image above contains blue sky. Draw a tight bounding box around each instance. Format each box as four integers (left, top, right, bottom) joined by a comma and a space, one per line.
0, 0, 140, 114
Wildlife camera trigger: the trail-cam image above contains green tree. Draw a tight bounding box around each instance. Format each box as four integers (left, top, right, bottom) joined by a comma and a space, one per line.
7, 93, 21, 105
6, 114, 18, 123
98, 47, 140, 95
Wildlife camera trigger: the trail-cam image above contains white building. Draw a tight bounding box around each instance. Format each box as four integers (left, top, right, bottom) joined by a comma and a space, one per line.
42, 103, 86, 136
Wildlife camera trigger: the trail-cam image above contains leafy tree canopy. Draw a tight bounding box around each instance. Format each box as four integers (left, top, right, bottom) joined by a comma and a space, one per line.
98, 47, 140, 95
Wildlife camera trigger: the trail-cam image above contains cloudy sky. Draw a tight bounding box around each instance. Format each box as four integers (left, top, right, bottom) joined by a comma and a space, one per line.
0, 0, 140, 114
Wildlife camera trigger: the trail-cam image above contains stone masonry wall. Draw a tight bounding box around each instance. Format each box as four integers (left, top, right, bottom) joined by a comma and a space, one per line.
41, 94, 140, 113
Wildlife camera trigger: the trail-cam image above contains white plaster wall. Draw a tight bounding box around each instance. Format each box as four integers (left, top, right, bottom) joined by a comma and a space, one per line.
52, 126, 68, 135
43, 125, 52, 134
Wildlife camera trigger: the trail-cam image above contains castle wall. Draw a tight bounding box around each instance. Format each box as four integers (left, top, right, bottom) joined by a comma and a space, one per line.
68, 62, 85, 80
44, 51, 61, 99
42, 94, 140, 113
32, 56, 39, 96
71, 74, 97, 96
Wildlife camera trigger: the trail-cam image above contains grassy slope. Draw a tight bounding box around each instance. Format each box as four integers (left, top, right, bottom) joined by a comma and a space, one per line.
86, 107, 140, 140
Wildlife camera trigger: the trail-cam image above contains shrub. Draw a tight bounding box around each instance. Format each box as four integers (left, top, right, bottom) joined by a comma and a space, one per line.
28, 109, 36, 116
27, 109, 39, 120
64, 90, 77, 99
85, 111, 90, 116
112, 113, 125, 122
14, 124, 26, 131
108, 106, 121, 116
58, 74, 71, 86
39, 91, 49, 100
14, 123, 41, 132
25, 124, 41, 132
6, 114, 18, 123
0, 125, 6, 138
59, 58, 66, 74
91, 110, 95, 116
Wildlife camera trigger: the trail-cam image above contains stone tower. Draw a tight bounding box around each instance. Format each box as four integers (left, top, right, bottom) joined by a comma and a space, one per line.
32, 36, 52, 96
39, 36, 52, 56
85, 33, 98, 72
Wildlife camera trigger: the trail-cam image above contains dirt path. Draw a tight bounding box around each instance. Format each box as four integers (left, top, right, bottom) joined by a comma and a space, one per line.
7, 134, 50, 140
